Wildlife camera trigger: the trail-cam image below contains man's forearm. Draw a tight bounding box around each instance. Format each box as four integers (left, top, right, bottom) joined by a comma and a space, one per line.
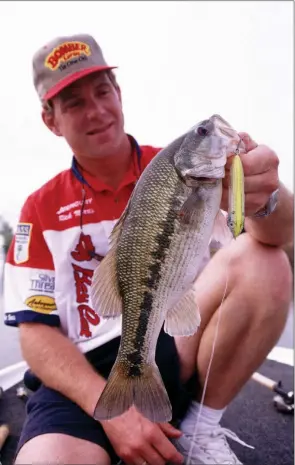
245, 183, 294, 247
19, 322, 107, 417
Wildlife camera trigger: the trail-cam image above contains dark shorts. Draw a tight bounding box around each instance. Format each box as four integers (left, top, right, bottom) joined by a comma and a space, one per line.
17, 329, 196, 463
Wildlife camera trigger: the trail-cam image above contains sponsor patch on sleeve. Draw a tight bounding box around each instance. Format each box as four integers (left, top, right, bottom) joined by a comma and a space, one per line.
14, 223, 32, 264
25, 295, 57, 314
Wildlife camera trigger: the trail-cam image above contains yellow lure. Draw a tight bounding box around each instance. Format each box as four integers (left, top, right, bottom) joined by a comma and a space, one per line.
227, 153, 245, 238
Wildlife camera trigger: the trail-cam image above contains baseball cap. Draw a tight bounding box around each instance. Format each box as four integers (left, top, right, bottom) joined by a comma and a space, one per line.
32, 33, 117, 101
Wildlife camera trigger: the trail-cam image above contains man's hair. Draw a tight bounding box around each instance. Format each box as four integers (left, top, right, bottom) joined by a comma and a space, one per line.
42, 69, 119, 114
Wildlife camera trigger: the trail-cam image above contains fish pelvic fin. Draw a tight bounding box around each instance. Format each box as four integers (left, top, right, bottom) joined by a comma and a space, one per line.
90, 246, 122, 318
164, 286, 201, 337
211, 209, 233, 246
93, 361, 172, 423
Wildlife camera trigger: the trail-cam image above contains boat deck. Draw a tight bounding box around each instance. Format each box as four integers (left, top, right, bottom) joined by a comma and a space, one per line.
0, 359, 293, 465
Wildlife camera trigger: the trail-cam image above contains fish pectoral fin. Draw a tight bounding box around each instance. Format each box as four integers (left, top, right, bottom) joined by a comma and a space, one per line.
90, 248, 122, 318
93, 361, 172, 423
164, 287, 201, 337
211, 209, 233, 246
178, 189, 200, 224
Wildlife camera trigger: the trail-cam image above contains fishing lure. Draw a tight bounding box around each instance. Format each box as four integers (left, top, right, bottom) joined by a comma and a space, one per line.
227, 140, 245, 238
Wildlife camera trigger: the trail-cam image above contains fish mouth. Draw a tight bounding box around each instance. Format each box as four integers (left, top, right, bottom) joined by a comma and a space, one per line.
185, 175, 219, 187
189, 176, 217, 182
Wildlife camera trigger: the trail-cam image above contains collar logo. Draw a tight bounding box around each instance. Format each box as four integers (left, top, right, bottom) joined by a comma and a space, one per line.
45, 41, 91, 71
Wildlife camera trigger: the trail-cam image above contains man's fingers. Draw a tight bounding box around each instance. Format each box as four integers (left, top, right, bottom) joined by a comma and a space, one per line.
139, 445, 166, 465
244, 192, 271, 216
153, 434, 184, 464
122, 442, 166, 465
238, 132, 258, 152
224, 169, 279, 194
159, 422, 182, 438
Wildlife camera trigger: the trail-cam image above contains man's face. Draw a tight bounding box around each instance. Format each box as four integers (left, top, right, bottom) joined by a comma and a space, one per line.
43, 71, 125, 159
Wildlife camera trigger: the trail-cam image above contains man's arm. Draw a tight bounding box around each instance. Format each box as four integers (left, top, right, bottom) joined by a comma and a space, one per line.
19, 322, 106, 417
244, 182, 294, 247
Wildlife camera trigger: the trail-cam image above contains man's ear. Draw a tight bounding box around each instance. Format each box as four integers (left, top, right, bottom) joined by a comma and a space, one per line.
41, 108, 62, 137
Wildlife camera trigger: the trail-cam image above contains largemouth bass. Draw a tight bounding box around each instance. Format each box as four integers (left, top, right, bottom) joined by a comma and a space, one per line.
90, 114, 244, 423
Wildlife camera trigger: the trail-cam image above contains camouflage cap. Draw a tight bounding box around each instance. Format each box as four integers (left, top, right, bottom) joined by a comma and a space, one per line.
32, 33, 117, 101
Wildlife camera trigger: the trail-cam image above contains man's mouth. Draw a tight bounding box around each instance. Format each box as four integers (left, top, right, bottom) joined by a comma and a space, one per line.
86, 123, 113, 135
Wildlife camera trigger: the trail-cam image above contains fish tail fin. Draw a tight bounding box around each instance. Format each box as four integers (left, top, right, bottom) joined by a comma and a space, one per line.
134, 362, 173, 423
93, 361, 172, 423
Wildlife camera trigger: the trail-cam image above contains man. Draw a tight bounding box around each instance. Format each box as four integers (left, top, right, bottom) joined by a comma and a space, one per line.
3, 33, 293, 465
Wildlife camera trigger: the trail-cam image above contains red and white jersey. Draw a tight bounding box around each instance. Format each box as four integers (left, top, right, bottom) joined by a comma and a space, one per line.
4, 137, 210, 354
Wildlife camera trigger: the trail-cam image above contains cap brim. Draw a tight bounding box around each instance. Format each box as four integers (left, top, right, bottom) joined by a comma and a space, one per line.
43, 65, 118, 101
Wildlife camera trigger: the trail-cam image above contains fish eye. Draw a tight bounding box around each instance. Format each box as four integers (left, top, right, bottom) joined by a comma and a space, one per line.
197, 126, 209, 136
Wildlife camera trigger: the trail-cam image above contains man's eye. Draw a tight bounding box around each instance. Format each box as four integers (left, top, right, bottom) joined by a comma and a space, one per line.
96, 87, 110, 96
68, 100, 82, 107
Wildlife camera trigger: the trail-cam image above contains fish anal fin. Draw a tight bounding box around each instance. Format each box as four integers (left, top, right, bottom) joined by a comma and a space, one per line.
93, 361, 172, 423
164, 287, 201, 337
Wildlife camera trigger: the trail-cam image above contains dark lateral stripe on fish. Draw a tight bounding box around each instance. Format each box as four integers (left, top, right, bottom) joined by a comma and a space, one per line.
127, 192, 182, 378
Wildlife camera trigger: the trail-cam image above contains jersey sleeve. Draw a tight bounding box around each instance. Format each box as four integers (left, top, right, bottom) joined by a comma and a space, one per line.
3, 195, 60, 328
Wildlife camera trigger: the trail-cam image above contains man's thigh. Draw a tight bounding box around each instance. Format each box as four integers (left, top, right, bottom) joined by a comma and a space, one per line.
15, 433, 110, 465
14, 384, 119, 464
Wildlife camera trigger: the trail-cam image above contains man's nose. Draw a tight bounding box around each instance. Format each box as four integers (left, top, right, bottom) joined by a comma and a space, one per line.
85, 96, 106, 119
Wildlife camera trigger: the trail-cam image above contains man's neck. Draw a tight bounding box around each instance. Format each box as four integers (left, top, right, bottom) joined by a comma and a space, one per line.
75, 135, 133, 190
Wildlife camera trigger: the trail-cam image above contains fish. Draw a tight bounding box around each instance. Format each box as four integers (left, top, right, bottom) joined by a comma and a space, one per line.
90, 114, 244, 423
227, 150, 245, 238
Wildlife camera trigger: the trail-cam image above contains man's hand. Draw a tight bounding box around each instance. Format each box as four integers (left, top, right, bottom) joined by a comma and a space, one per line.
221, 132, 279, 216
101, 406, 184, 465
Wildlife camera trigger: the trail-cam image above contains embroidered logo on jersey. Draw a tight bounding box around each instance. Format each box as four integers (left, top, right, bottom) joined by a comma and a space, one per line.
29, 273, 55, 294
56, 198, 93, 215
14, 223, 32, 264
71, 233, 104, 338
25, 295, 57, 314
56, 198, 94, 222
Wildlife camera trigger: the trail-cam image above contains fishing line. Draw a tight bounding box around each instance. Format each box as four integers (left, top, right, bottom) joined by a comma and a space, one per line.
186, 244, 234, 465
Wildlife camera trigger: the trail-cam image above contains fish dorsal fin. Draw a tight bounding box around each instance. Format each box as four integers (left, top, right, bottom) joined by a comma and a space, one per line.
109, 191, 135, 248
90, 190, 136, 319
164, 286, 201, 337
109, 206, 129, 248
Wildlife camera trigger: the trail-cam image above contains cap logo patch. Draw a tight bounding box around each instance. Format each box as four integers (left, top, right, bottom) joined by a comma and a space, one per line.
45, 41, 91, 71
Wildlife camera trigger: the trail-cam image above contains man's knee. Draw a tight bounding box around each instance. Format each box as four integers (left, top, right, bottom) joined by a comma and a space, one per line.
229, 233, 292, 312
14, 433, 111, 465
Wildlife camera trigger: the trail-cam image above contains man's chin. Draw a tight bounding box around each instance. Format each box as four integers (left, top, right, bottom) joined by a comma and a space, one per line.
85, 142, 120, 159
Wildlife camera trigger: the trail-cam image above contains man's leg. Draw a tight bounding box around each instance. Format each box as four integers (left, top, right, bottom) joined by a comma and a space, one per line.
12, 381, 119, 465
14, 434, 111, 465
174, 233, 292, 464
